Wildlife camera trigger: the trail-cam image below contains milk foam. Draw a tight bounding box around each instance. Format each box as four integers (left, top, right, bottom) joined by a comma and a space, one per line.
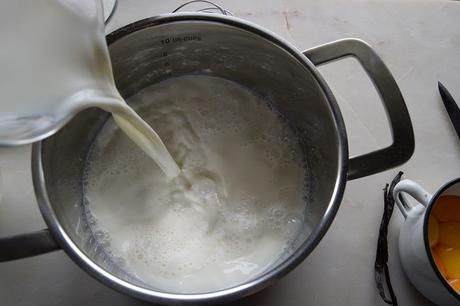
84, 76, 307, 293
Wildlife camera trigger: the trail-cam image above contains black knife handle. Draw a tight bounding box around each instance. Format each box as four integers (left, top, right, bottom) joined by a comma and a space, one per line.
438, 81, 460, 139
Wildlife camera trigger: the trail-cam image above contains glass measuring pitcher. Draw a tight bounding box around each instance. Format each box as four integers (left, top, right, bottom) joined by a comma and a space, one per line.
0, 0, 117, 145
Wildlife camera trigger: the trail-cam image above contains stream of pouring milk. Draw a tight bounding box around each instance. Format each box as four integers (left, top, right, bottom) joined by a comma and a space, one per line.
0, 0, 179, 177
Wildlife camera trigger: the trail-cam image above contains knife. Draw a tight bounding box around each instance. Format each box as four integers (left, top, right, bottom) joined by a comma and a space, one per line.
438, 81, 460, 139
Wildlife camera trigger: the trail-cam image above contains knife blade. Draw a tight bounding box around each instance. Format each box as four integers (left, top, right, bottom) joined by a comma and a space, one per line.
438, 81, 460, 139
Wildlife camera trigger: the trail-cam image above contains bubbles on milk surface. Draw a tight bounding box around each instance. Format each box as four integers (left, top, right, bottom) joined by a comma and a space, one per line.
83, 75, 307, 293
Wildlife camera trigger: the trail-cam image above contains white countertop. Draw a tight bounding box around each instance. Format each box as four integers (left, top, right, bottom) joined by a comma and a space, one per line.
1, 0, 460, 305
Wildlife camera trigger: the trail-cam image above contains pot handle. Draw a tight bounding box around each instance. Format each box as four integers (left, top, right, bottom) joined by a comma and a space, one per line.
303, 38, 414, 180
0, 228, 60, 262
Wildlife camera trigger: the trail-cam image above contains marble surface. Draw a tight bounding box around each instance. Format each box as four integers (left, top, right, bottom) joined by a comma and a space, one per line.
1, 0, 460, 305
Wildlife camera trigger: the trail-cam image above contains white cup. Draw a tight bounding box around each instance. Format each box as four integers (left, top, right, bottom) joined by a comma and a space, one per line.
393, 178, 460, 305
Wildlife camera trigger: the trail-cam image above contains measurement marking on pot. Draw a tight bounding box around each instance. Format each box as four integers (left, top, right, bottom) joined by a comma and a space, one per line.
159, 50, 172, 76
160, 35, 202, 45
159, 35, 202, 77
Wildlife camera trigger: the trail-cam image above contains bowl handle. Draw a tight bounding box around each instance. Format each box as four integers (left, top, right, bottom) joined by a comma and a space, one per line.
303, 38, 414, 180
0, 228, 60, 262
392, 179, 432, 218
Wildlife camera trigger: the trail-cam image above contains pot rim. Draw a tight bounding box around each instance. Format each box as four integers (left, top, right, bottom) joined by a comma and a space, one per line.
32, 12, 348, 304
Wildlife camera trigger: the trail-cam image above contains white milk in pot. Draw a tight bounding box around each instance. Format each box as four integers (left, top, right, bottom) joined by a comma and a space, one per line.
83, 76, 308, 292
1, 0, 308, 293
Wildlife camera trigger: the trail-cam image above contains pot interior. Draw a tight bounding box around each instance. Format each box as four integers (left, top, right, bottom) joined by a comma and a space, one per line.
38, 16, 344, 296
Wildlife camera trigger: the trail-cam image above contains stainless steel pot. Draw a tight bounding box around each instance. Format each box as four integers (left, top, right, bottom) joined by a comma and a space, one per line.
0, 13, 414, 304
